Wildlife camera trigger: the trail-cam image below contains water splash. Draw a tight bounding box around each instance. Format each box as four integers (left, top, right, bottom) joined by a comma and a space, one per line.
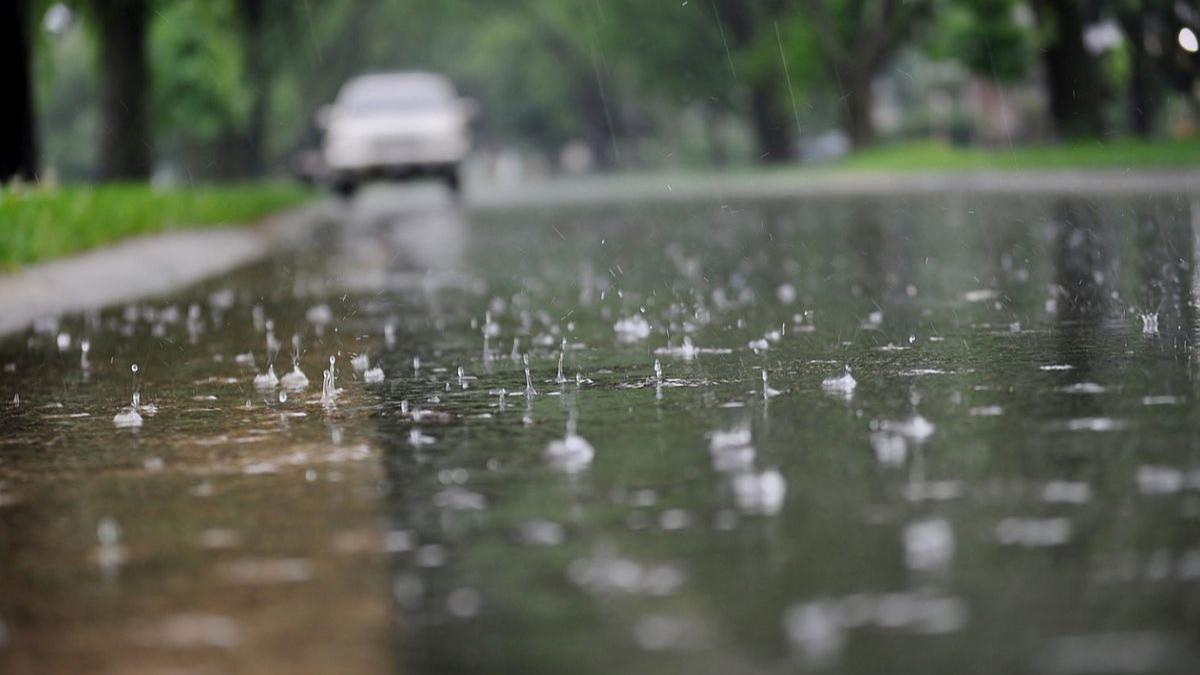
709, 427, 755, 473
80, 338, 91, 370
547, 350, 564, 385
113, 364, 144, 428
880, 414, 936, 441
904, 517, 955, 572
409, 428, 436, 447
253, 364, 279, 389
482, 311, 500, 337
545, 416, 595, 473
762, 369, 781, 399
1140, 312, 1159, 334
94, 516, 127, 575
280, 334, 309, 389
524, 354, 538, 397
731, 469, 786, 515
821, 364, 857, 395
321, 356, 339, 405
614, 315, 651, 342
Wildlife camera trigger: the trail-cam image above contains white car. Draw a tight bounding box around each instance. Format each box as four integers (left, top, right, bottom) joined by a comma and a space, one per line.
320, 72, 473, 196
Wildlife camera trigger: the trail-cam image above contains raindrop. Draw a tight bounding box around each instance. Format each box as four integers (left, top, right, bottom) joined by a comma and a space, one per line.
524, 354, 537, 397
556, 352, 568, 384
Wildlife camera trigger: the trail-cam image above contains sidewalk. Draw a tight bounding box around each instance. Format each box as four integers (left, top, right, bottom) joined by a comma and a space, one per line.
0, 203, 329, 336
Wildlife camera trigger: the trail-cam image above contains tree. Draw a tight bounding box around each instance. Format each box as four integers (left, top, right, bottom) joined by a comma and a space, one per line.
931, 0, 1032, 84
1, 0, 39, 181
1029, 0, 1108, 138
233, 0, 309, 175
607, 0, 819, 163
151, 0, 252, 178
715, 0, 796, 161
1114, 3, 1160, 136
237, 0, 268, 175
91, 0, 152, 180
800, 0, 933, 149
1109, 0, 1200, 135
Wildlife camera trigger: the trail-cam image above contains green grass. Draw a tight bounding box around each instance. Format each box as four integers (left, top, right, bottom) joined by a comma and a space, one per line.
0, 183, 312, 269
831, 137, 1200, 172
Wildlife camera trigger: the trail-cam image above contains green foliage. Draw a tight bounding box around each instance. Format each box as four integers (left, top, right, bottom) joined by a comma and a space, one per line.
151, 0, 250, 142
29, 0, 1196, 176
452, 8, 585, 151
929, 0, 1032, 83
0, 183, 311, 268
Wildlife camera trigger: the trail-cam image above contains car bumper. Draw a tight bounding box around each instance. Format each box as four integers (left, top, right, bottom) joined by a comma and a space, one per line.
324, 137, 469, 173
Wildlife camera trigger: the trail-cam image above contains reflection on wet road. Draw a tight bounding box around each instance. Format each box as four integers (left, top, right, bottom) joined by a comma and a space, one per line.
3, 185, 1200, 673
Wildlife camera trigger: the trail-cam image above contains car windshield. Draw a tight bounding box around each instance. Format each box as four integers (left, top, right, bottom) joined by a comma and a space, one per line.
338, 77, 453, 114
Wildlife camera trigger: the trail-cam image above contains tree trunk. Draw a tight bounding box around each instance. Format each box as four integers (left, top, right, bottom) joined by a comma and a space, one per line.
238, 0, 268, 176
0, 0, 38, 182
841, 71, 876, 149
572, 34, 622, 172
1119, 10, 1157, 137
579, 73, 618, 170
1031, 0, 1107, 139
715, 0, 792, 163
94, 0, 152, 180
749, 82, 793, 163
702, 107, 729, 166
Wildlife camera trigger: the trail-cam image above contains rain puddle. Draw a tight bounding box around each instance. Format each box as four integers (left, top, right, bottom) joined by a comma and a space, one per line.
3, 186, 1200, 673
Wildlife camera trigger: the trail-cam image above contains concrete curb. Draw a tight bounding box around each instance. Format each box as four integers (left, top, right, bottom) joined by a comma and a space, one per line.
0, 202, 329, 336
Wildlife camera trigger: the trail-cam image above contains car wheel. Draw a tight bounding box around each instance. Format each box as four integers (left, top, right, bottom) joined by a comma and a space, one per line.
333, 180, 358, 199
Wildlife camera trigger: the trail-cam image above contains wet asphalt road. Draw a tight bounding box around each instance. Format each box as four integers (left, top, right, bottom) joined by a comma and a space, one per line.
3, 183, 1200, 674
